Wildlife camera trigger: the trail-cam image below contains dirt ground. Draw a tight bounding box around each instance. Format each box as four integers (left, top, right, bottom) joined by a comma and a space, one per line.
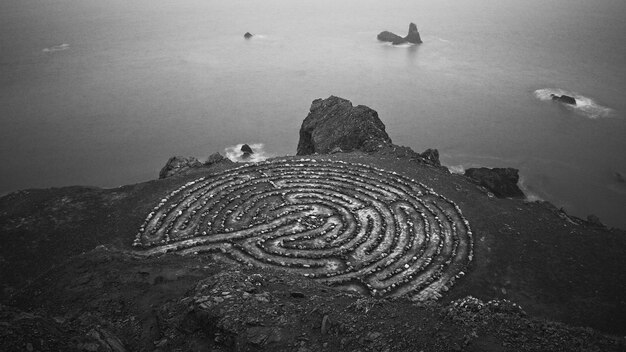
1, 152, 625, 351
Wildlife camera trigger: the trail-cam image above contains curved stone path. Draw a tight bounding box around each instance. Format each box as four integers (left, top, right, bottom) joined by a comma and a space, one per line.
134, 159, 473, 300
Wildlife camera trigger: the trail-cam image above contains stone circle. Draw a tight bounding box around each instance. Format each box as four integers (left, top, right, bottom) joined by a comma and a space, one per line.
134, 159, 473, 300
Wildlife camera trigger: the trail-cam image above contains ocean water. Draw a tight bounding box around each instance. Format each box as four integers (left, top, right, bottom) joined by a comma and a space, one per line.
1, 0, 625, 228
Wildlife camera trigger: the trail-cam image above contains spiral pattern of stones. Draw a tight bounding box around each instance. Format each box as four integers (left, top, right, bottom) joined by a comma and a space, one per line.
134, 159, 473, 300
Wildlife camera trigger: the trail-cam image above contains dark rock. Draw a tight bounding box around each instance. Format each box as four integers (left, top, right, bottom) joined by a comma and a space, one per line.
405, 22, 423, 44
296, 96, 392, 155
205, 152, 226, 166
159, 156, 202, 179
377, 31, 406, 45
587, 215, 604, 227
241, 144, 253, 159
419, 148, 440, 166
244, 32, 253, 39
464, 167, 525, 198
377, 23, 422, 45
551, 94, 577, 105
290, 291, 306, 298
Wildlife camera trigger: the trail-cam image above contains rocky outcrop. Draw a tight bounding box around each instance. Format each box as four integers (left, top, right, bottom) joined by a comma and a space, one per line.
296, 96, 442, 166
244, 32, 253, 39
551, 94, 576, 105
464, 167, 525, 198
377, 23, 422, 45
159, 156, 202, 179
419, 148, 440, 166
296, 96, 392, 155
205, 152, 228, 166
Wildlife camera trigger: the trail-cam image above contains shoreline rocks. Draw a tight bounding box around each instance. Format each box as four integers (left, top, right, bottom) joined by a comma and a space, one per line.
296, 96, 392, 155
464, 167, 525, 198
377, 22, 423, 45
297, 96, 444, 167
160, 153, 233, 179
159, 156, 202, 179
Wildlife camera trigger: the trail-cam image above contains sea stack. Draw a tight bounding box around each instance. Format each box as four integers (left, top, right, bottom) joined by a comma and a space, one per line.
377, 22, 422, 45
404, 23, 423, 44
241, 144, 253, 159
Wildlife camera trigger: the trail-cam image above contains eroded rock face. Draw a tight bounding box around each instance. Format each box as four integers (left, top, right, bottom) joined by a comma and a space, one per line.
464, 167, 525, 198
159, 156, 202, 179
377, 22, 422, 45
296, 96, 392, 155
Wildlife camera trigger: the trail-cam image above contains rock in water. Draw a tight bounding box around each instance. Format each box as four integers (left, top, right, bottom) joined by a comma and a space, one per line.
296, 96, 392, 155
377, 31, 406, 45
241, 144, 253, 154
551, 94, 577, 105
405, 22, 423, 44
159, 156, 202, 179
241, 144, 254, 159
464, 167, 525, 198
244, 32, 253, 39
377, 22, 422, 45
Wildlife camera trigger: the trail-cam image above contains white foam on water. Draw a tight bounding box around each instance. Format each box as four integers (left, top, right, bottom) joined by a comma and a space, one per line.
43, 43, 70, 53
518, 176, 544, 202
387, 42, 415, 48
534, 88, 614, 119
447, 164, 465, 174
224, 143, 271, 163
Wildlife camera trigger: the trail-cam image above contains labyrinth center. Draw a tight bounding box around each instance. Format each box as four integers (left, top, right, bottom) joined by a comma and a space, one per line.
134, 159, 473, 300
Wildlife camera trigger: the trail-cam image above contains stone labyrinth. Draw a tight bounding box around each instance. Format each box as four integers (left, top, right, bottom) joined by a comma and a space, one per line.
134, 159, 473, 300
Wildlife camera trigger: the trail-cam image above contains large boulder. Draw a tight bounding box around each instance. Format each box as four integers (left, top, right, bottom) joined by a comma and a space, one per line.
551, 94, 576, 105
244, 32, 253, 39
240, 144, 254, 159
377, 31, 406, 45
159, 156, 202, 179
404, 23, 423, 44
464, 167, 525, 198
296, 96, 392, 155
377, 23, 422, 45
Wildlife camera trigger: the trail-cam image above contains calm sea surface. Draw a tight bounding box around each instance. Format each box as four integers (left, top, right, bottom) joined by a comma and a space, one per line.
1, 0, 625, 228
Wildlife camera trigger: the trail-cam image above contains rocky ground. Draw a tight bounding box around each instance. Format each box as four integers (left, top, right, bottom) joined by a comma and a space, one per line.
1, 97, 625, 351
